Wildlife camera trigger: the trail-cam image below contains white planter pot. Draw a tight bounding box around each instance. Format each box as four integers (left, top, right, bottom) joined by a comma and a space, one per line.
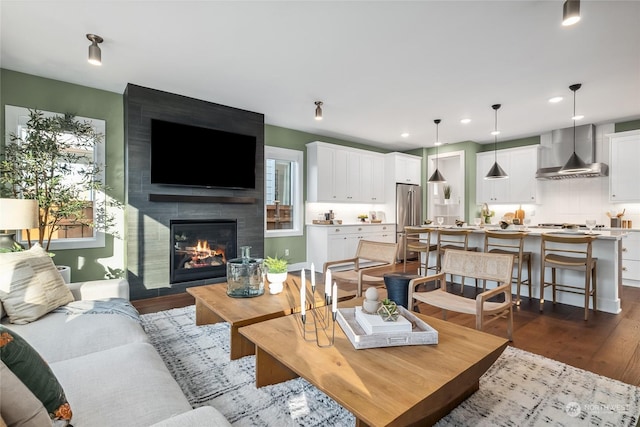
57, 265, 71, 284
267, 272, 288, 294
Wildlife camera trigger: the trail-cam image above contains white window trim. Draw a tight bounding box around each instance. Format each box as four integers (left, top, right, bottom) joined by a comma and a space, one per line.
265, 146, 303, 238
5, 105, 106, 250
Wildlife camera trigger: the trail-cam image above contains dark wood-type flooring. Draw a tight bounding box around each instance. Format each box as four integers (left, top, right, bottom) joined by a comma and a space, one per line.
133, 260, 640, 386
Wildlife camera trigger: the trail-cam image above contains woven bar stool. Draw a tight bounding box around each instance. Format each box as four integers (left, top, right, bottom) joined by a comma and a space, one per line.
484, 230, 532, 305
403, 226, 437, 276
540, 233, 597, 320
436, 228, 479, 294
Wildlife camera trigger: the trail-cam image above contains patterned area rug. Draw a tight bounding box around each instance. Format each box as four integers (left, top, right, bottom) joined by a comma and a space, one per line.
140, 306, 640, 426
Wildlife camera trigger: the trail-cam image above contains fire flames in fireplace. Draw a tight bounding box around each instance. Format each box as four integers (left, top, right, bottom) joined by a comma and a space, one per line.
170, 219, 237, 284
182, 240, 226, 269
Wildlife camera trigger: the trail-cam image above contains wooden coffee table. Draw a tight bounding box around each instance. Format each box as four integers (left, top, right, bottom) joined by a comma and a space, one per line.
187, 274, 346, 360
239, 298, 508, 427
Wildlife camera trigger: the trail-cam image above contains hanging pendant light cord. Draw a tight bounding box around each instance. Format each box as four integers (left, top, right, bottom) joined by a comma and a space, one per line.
435, 121, 440, 170
572, 87, 577, 152
494, 107, 498, 162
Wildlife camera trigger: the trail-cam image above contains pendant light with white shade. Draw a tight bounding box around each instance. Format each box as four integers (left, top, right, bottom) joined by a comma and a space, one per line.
427, 119, 446, 183
485, 104, 509, 180
559, 83, 591, 174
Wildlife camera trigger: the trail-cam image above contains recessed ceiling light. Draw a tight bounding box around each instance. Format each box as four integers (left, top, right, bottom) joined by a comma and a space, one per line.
460, 118, 471, 124
401, 132, 409, 138
491, 130, 501, 136
549, 96, 563, 103
572, 114, 584, 120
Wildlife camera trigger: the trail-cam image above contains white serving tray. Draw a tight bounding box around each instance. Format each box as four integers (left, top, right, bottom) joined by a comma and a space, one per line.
337, 306, 438, 349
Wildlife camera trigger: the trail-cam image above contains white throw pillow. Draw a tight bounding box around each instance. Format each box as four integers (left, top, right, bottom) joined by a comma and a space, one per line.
0, 244, 74, 324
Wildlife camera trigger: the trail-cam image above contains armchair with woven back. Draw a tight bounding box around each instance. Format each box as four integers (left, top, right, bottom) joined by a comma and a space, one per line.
323, 239, 399, 298
408, 249, 515, 340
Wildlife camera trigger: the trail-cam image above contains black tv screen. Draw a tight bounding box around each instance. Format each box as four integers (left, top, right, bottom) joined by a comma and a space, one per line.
150, 119, 257, 189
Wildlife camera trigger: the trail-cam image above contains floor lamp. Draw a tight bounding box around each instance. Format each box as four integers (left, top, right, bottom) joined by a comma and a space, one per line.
0, 198, 39, 250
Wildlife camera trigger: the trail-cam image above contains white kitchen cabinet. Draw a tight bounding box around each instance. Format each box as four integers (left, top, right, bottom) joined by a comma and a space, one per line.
385, 152, 421, 184
609, 130, 640, 202
306, 224, 395, 269
360, 153, 385, 203
622, 231, 640, 288
476, 150, 509, 203
307, 141, 385, 203
476, 145, 539, 204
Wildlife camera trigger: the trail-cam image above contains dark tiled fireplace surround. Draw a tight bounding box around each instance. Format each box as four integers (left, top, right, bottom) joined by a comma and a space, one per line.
125, 84, 265, 300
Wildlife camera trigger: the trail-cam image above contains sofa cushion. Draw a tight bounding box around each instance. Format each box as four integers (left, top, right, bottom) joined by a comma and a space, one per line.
1, 303, 149, 363
0, 326, 73, 424
0, 361, 53, 427
0, 244, 74, 324
50, 342, 193, 427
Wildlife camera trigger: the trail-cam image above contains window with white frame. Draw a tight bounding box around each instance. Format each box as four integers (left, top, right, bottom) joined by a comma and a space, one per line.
3, 105, 107, 250
265, 146, 303, 237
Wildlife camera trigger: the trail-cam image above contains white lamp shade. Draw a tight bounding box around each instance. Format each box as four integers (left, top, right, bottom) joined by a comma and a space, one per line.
0, 198, 39, 230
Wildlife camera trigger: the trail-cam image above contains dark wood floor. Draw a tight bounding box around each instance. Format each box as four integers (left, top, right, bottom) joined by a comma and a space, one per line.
132, 260, 640, 386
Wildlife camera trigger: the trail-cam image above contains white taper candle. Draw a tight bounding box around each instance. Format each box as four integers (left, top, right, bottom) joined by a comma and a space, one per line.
332, 282, 338, 313
311, 263, 315, 288
301, 269, 306, 315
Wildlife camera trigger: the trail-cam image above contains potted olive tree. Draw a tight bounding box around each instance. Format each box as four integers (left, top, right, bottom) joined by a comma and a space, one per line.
264, 255, 289, 294
0, 109, 119, 252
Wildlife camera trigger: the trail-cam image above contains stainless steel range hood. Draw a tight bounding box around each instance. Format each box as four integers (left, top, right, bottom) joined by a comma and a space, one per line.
535, 124, 608, 180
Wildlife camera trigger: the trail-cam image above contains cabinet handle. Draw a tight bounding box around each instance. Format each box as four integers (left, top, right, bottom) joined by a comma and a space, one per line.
623, 247, 628, 252
622, 267, 628, 271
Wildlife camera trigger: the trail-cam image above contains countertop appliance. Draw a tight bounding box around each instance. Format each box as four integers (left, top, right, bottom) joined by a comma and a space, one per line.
395, 183, 422, 262
535, 124, 609, 180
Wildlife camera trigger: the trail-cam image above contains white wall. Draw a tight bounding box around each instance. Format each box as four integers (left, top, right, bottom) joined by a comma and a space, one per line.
485, 122, 640, 227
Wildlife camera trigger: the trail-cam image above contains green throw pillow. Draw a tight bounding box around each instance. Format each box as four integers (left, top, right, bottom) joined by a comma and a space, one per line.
0, 325, 73, 424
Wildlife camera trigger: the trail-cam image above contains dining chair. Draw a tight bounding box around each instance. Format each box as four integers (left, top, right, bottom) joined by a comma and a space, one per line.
483, 230, 532, 305
539, 233, 597, 320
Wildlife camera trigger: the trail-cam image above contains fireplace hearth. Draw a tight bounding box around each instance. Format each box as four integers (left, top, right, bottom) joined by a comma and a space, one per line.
170, 219, 237, 284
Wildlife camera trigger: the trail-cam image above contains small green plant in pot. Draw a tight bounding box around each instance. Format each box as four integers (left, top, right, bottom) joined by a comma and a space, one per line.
264, 255, 288, 294
443, 185, 452, 200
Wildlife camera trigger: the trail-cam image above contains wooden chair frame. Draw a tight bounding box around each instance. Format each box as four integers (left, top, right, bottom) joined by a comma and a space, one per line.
483, 230, 532, 305
409, 249, 515, 340
540, 233, 597, 321
323, 239, 399, 297
403, 226, 437, 275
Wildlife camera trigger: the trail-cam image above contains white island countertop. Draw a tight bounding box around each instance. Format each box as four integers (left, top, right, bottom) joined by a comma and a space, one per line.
415, 225, 629, 315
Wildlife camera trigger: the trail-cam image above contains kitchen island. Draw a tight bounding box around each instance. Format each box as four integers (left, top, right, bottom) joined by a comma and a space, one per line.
416, 226, 628, 315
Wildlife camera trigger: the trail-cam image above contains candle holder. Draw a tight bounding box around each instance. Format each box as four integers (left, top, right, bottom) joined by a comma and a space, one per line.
299, 279, 336, 347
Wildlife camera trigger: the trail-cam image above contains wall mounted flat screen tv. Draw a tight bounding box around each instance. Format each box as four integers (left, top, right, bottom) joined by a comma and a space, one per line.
150, 119, 257, 189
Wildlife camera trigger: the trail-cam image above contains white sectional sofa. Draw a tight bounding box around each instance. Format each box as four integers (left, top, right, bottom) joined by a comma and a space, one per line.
1, 278, 231, 427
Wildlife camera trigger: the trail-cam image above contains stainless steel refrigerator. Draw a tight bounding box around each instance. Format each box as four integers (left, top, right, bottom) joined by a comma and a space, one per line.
396, 183, 422, 261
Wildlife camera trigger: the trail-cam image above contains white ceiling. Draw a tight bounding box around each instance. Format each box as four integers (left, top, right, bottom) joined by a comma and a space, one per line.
1, 0, 639, 151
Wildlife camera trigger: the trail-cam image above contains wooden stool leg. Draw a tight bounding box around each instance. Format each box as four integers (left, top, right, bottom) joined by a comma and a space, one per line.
540, 263, 546, 312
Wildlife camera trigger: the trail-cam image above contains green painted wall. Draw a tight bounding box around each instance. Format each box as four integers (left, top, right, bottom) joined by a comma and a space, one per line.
1, 69, 126, 281
616, 119, 640, 132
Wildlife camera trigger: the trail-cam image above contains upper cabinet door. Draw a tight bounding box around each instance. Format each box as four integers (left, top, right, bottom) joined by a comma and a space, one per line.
395, 155, 421, 184
476, 145, 539, 204
476, 151, 509, 203
508, 145, 539, 204
609, 130, 640, 202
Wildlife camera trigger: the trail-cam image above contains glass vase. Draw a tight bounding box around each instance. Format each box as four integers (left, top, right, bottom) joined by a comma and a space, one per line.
226, 246, 265, 298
